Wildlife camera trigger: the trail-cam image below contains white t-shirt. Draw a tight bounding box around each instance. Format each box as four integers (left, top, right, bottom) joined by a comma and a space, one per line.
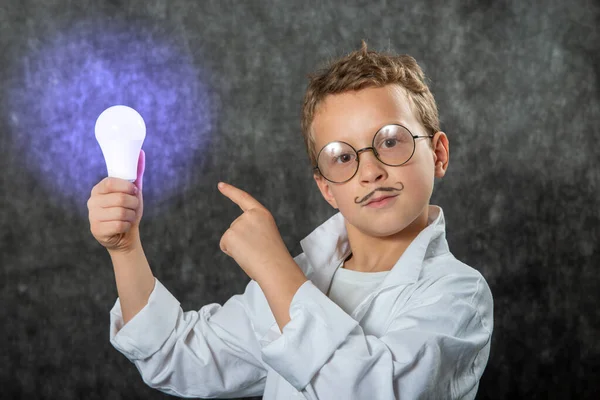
327, 260, 390, 316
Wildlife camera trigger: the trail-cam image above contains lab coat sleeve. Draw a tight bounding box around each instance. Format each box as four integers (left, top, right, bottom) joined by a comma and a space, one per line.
109, 278, 268, 398
260, 276, 493, 400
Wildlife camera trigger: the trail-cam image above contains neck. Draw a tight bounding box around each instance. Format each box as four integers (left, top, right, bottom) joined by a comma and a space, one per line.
343, 205, 430, 273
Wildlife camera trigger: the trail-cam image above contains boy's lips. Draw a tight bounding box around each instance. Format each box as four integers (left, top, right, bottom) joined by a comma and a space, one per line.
364, 194, 399, 207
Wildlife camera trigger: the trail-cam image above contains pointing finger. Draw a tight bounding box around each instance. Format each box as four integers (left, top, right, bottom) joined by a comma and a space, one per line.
218, 182, 264, 212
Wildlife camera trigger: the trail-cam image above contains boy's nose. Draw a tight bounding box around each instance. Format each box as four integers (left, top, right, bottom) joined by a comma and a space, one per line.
357, 150, 387, 183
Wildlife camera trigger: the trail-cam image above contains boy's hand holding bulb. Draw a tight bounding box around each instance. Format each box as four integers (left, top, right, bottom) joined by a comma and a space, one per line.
89, 105, 146, 255
88, 150, 145, 254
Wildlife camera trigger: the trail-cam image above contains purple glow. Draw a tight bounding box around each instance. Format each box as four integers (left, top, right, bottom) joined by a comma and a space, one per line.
5, 19, 216, 216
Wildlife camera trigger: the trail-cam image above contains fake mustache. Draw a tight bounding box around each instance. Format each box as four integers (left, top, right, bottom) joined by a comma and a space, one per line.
354, 183, 405, 204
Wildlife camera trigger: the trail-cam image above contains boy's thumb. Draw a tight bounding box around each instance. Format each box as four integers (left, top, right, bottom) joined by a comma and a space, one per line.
134, 149, 145, 192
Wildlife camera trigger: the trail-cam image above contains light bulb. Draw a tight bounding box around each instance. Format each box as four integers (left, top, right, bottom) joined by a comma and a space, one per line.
95, 105, 146, 182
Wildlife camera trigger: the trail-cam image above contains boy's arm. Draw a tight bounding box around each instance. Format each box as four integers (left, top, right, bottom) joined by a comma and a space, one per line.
109, 275, 269, 399
89, 150, 154, 324
260, 272, 493, 399
109, 237, 155, 324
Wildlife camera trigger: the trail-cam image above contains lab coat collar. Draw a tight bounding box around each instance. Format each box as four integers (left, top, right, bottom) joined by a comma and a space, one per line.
299, 205, 450, 294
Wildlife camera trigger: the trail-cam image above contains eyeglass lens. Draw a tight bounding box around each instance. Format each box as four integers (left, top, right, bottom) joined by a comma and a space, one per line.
317, 125, 415, 183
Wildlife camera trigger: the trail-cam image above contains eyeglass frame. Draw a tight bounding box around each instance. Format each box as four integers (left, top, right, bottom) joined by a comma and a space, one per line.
313, 124, 435, 183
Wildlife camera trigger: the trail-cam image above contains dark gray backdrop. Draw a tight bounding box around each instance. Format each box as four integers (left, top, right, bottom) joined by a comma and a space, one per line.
1, 0, 598, 399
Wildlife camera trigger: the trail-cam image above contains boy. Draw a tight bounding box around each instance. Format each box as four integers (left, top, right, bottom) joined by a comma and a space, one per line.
88, 42, 493, 399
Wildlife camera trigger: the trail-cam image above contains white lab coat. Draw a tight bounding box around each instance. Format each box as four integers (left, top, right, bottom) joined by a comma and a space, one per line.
110, 205, 493, 399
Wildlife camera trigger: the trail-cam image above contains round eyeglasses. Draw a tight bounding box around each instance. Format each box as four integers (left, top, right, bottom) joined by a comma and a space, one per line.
314, 124, 434, 183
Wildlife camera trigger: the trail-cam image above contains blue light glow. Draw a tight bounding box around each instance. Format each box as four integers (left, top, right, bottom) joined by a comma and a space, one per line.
5, 18, 216, 216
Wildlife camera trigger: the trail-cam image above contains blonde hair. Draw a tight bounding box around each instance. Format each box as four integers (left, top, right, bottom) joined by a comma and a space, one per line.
301, 41, 440, 167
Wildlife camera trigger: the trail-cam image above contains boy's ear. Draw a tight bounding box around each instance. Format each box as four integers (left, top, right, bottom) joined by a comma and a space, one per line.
313, 173, 339, 209
432, 131, 449, 179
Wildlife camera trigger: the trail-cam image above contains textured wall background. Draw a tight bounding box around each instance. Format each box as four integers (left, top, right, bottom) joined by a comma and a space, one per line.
1, 0, 598, 399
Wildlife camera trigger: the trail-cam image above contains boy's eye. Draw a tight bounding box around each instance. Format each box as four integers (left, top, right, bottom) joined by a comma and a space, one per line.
382, 139, 398, 148
334, 153, 355, 164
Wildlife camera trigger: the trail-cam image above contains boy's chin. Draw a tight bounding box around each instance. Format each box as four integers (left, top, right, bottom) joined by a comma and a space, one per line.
347, 215, 412, 238
363, 224, 410, 238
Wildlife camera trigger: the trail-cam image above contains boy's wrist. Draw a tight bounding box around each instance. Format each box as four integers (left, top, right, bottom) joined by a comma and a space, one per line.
256, 259, 308, 331
108, 238, 144, 260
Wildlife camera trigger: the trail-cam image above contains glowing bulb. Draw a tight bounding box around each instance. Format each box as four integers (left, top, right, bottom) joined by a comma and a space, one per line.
95, 105, 146, 182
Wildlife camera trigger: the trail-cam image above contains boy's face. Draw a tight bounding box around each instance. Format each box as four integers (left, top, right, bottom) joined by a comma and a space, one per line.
312, 84, 448, 238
